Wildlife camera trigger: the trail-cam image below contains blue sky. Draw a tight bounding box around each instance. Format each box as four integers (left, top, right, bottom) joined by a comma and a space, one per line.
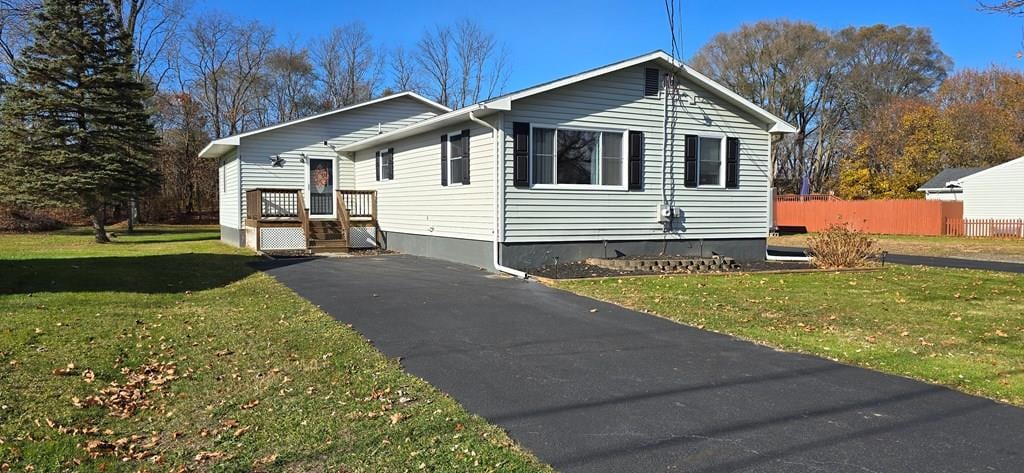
202, 0, 1023, 92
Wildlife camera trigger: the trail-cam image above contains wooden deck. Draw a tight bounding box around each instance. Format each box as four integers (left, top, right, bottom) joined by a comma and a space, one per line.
244, 188, 379, 253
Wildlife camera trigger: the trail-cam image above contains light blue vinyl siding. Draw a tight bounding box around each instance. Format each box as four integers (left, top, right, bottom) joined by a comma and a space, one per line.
237, 95, 441, 218
218, 150, 240, 229
502, 63, 773, 242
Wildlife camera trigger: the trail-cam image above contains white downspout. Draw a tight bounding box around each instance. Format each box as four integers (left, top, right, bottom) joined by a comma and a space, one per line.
470, 110, 528, 279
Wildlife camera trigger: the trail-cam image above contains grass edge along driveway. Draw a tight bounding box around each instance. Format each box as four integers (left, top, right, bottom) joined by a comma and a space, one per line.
557, 265, 1024, 407
0, 226, 551, 472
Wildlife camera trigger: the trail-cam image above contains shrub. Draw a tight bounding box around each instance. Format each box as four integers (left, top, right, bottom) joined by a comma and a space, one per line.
806, 224, 879, 269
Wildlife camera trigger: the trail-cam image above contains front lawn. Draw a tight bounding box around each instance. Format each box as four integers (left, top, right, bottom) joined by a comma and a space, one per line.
770, 233, 1024, 263
0, 226, 549, 472
558, 266, 1024, 406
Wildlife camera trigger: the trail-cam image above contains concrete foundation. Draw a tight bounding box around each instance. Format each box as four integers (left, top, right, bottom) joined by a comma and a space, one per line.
220, 225, 244, 247
383, 231, 494, 270
500, 238, 767, 270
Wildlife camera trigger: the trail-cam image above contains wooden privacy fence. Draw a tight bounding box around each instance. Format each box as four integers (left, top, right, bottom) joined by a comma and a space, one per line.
944, 218, 1024, 238
774, 199, 963, 236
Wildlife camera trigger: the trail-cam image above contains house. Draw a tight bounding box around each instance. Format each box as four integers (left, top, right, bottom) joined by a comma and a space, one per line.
952, 156, 1024, 222
202, 51, 797, 273
917, 167, 985, 201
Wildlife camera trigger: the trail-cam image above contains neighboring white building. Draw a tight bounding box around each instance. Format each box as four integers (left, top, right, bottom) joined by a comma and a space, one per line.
917, 167, 985, 201
953, 156, 1024, 220
202, 51, 797, 272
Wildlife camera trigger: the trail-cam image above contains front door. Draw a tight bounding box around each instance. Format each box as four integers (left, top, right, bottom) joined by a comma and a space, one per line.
308, 158, 335, 217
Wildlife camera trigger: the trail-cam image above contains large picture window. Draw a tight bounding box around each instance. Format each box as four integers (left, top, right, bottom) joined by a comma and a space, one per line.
530, 126, 625, 187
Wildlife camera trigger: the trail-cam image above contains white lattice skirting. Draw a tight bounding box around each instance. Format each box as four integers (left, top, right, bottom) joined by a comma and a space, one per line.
349, 227, 376, 248
260, 227, 306, 250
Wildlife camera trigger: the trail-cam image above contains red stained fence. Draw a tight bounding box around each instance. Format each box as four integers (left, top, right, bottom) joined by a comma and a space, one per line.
774, 199, 963, 236
944, 219, 1024, 238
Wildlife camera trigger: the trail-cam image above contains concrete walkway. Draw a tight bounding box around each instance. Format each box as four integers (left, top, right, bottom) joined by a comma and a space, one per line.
260, 255, 1024, 472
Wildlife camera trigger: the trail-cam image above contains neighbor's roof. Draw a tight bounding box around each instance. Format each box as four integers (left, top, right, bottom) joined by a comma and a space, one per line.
954, 156, 1024, 184
198, 91, 449, 158
917, 167, 986, 191
338, 50, 797, 153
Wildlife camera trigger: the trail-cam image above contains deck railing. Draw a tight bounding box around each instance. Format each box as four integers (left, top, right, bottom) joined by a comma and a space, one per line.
245, 188, 302, 220
945, 218, 1024, 238
338, 190, 377, 219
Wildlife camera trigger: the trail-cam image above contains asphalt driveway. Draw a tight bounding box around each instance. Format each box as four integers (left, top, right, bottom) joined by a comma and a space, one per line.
260, 255, 1024, 472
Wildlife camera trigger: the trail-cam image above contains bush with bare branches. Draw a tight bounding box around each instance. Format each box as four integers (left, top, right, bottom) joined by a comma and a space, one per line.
806, 224, 879, 269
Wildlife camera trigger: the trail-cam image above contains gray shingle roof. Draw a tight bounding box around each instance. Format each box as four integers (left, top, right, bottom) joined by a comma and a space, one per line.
918, 167, 986, 190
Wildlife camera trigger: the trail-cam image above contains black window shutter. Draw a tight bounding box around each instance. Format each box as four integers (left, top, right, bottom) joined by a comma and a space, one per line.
644, 68, 660, 96
512, 122, 530, 187
726, 138, 740, 188
386, 147, 395, 181
628, 131, 644, 190
375, 150, 381, 181
684, 135, 698, 188
440, 135, 448, 186
461, 129, 471, 184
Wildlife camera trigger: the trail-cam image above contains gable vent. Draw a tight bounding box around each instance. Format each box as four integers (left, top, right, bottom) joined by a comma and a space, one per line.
644, 67, 660, 96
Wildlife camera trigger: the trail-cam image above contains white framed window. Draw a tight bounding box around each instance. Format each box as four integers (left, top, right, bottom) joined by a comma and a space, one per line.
529, 125, 626, 188
377, 148, 392, 182
447, 131, 466, 186
696, 134, 726, 187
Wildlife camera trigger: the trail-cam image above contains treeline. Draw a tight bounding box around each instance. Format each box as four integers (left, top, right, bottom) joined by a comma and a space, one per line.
0, 0, 508, 225
692, 20, 1024, 197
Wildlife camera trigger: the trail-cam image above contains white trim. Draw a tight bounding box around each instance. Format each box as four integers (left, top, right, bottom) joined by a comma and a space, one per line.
446, 131, 467, 187
199, 92, 449, 158
694, 133, 727, 188
527, 123, 628, 190
953, 156, 1024, 184
376, 148, 392, 182
305, 156, 338, 219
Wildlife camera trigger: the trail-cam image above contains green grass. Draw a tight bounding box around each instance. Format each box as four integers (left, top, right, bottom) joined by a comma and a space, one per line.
558, 266, 1024, 406
0, 226, 550, 472
771, 233, 1024, 263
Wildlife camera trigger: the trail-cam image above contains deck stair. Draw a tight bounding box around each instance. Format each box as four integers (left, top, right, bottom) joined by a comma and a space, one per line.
307, 220, 349, 253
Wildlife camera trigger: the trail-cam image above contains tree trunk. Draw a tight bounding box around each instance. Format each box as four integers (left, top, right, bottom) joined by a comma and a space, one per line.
127, 198, 135, 232
91, 207, 111, 243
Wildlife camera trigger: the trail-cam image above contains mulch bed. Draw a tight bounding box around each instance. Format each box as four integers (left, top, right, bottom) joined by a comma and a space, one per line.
530, 259, 816, 280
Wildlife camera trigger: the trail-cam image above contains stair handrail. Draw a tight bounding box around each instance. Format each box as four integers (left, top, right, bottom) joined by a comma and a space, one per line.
335, 190, 352, 238
297, 190, 310, 247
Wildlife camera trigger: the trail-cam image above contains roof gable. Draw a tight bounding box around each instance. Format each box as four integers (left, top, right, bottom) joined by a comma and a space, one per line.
199, 92, 448, 158
955, 156, 1024, 184
339, 50, 797, 153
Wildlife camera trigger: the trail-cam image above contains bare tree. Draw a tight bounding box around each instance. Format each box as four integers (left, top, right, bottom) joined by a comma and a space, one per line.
416, 20, 508, 109
390, 45, 421, 93
417, 24, 453, 107
108, 0, 188, 89
314, 21, 381, 108
0, 0, 35, 80
186, 13, 273, 138
978, 1, 1024, 14
692, 20, 950, 193
260, 40, 319, 125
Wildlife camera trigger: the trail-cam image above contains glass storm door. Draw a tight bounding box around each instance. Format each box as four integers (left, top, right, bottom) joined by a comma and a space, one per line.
308, 158, 334, 217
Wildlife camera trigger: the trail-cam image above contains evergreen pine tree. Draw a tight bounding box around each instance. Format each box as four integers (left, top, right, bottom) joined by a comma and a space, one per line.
0, 0, 159, 242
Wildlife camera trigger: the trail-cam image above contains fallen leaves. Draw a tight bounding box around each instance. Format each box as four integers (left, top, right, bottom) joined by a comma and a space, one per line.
52, 363, 77, 376
71, 359, 178, 418
240, 399, 260, 410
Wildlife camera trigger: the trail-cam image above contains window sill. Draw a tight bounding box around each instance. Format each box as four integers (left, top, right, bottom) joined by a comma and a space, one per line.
527, 184, 629, 191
